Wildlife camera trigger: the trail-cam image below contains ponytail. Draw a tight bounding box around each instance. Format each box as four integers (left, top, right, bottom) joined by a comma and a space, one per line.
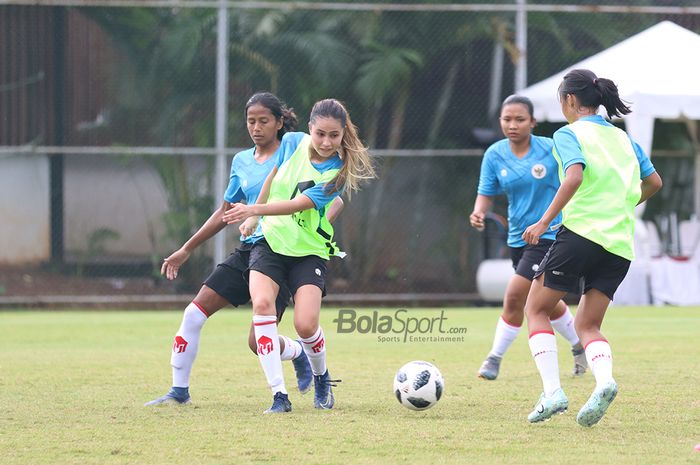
558, 69, 631, 118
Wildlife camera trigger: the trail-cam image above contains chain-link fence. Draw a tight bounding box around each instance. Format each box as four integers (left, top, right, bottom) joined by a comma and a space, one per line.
2, 1, 699, 305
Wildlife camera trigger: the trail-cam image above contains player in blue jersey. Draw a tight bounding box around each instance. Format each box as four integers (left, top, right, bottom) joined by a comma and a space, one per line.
522, 69, 662, 426
470, 95, 587, 381
145, 93, 343, 406
223, 99, 376, 413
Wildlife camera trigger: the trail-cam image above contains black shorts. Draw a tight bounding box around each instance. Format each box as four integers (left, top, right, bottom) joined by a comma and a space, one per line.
510, 239, 554, 281
533, 226, 631, 300
248, 239, 328, 297
203, 245, 291, 320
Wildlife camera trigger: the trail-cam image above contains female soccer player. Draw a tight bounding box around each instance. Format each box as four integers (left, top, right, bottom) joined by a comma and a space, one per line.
522, 69, 662, 426
471, 95, 586, 381
223, 98, 376, 413
146, 93, 342, 406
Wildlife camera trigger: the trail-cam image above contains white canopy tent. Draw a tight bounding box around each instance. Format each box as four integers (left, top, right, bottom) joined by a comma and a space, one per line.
520, 21, 700, 305
520, 21, 700, 158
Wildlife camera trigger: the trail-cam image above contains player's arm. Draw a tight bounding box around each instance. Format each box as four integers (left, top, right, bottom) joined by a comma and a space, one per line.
162, 200, 229, 280
522, 163, 583, 245
327, 197, 344, 223
469, 194, 493, 231
638, 172, 662, 205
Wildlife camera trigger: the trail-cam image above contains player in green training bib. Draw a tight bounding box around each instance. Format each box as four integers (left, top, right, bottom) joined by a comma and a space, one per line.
521, 69, 662, 427
224, 99, 376, 414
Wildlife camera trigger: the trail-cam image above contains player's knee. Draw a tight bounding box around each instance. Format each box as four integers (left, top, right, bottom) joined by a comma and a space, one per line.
251, 295, 276, 316
295, 322, 318, 339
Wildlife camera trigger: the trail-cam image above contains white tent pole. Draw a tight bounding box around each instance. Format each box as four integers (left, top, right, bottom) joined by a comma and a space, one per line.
213, 0, 229, 267
514, 0, 527, 91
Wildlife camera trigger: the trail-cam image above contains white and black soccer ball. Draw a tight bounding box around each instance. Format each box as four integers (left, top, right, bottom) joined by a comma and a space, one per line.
393, 361, 444, 411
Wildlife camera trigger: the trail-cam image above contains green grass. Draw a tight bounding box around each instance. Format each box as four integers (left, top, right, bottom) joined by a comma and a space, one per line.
1, 307, 698, 465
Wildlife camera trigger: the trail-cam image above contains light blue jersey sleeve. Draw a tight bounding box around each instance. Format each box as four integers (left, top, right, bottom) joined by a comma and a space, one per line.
629, 138, 656, 179
302, 156, 344, 209
223, 150, 249, 203
553, 127, 586, 172
276, 132, 306, 168
477, 145, 505, 196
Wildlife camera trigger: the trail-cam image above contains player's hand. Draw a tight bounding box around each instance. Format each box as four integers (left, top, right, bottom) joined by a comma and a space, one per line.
469, 211, 486, 231
239, 216, 259, 239
161, 248, 191, 280
222, 203, 252, 224
523, 221, 547, 245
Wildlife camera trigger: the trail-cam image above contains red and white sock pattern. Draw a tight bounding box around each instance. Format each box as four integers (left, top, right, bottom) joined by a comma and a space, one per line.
490, 316, 521, 358
253, 315, 286, 395
585, 339, 614, 388
528, 331, 561, 397
279, 335, 302, 361
301, 326, 327, 376
550, 305, 580, 347
170, 302, 208, 388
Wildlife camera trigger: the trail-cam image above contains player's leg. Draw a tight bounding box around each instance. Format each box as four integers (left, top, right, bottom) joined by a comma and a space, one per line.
478, 273, 530, 380
574, 254, 629, 426
248, 241, 292, 413
290, 257, 338, 409
525, 276, 569, 422
549, 299, 587, 376
574, 290, 617, 426
245, 286, 312, 395
145, 285, 228, 406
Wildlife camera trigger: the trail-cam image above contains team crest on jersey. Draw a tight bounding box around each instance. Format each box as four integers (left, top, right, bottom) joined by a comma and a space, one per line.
531, 164, 546, 179
241, 179, 248, 188
500, 168, 508, 177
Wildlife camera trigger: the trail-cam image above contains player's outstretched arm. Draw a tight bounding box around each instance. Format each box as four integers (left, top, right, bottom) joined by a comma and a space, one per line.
161, 200, 229, 280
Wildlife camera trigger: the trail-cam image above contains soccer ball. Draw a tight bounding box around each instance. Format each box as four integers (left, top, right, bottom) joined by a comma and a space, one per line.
393, 361, 444, 411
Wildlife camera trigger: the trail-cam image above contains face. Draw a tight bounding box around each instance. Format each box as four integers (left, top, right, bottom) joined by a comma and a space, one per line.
309, 116, 344, 159
499, 103, 535, 144
246, 103, 283, 148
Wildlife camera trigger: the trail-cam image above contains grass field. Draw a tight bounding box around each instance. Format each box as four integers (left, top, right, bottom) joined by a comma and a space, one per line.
1, 306, 698, 465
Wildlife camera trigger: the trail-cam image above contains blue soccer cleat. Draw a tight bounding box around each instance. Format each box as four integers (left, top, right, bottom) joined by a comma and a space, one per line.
144, 388, 191, 406
264, 392, 292, 414
291, 344, 313, 394
576, 381, 618, 427
527, 388, 569, 423
313, 370, 341, 409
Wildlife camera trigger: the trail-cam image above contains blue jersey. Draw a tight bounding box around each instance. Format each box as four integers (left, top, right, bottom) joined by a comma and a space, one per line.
477, 135, 561, 247
553, 115, 656, 178
224, 145, 282, 244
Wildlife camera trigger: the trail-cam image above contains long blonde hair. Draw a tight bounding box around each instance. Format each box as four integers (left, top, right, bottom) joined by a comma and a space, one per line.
309, 99, 376, 199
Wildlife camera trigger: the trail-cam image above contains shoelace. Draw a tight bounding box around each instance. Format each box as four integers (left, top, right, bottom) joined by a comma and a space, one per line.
315, 376, 342, 389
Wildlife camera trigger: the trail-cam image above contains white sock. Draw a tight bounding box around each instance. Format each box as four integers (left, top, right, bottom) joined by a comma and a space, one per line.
585, 340, 614, 389
279, 335, 302, 361
253, 315, 286, 394
489, 316, 521, 358
550, 304, 580, 347
301, 326, 327, 376
528, 331, 561, 397
170, 302, 208, 388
